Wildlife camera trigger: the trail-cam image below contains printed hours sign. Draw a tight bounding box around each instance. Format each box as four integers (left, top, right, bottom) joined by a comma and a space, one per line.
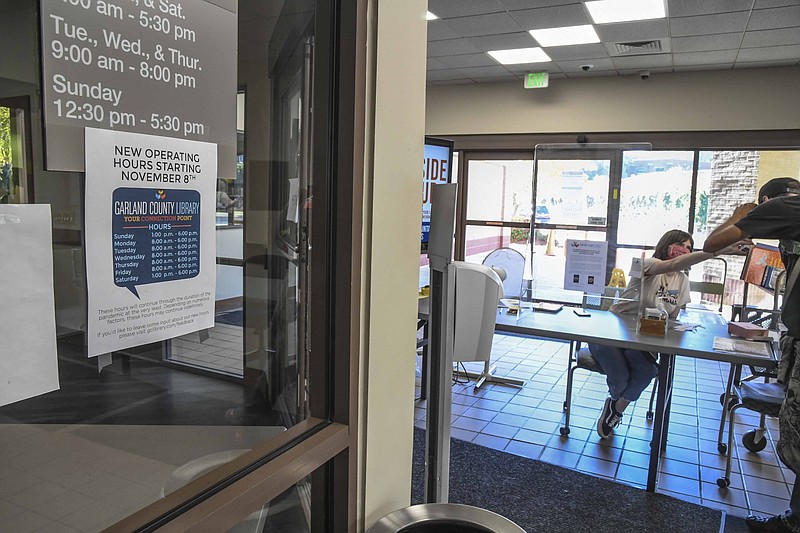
85, 128, 217, 357
40, 0, 237, 174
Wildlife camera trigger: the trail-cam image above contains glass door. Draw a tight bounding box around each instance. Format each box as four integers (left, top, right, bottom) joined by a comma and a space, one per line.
531, 147, 614, 303
0, 0, 357, 530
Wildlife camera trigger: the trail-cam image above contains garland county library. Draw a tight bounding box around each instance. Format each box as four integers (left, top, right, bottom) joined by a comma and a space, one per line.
1, 1, 799, 531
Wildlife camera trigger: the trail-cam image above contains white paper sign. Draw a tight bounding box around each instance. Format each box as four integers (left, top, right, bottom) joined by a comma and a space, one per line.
287, 178, 299, 223
0, 205, 60, 406
563, 239, 608, 294
85, 128, 217, 357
